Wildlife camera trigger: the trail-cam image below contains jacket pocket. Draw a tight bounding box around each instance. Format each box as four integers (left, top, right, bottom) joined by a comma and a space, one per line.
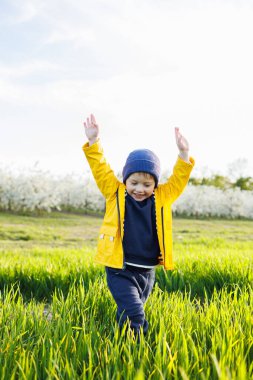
97, 225, 118, 255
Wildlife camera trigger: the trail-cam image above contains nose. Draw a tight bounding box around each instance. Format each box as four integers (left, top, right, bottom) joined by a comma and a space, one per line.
135, 184, 144, 193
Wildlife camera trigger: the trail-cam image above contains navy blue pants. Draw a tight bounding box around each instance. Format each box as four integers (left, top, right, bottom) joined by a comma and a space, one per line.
105, 264, 155, 335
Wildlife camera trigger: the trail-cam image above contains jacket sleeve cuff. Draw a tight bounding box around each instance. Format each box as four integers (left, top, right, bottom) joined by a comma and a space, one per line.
82, 139, 101, 153
177, 155, 195, 166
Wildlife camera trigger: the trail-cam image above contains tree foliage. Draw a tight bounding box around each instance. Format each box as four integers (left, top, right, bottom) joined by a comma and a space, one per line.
189, 175, 253, 191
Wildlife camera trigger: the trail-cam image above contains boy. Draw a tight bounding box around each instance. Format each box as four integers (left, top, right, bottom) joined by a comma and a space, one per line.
83, 113, 194, 337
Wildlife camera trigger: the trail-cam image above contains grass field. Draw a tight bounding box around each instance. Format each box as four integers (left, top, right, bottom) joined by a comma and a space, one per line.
0, 212, 252, 379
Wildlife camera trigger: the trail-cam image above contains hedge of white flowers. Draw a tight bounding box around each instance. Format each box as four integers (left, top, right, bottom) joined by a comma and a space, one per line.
172, 185, 253, 219
0, 168, 104, 214
0, 168, 253, 219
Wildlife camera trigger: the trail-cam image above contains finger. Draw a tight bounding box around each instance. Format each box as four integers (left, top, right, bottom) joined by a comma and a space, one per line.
83, 122, 87, 129
87, 117, 90, 128
175, 127, 180, 142
91, 113, 96, 124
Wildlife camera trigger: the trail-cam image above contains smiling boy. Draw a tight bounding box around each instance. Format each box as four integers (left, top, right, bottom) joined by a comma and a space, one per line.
83, 113, 194, 338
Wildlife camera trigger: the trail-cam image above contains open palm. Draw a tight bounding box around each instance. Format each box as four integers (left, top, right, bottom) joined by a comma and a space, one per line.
84, 114, 99, 142
175, 127, 189, 152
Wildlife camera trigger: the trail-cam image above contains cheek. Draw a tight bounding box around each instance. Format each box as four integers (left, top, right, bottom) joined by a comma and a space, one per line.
126, 184, 134, 192
147, 187, 155, 194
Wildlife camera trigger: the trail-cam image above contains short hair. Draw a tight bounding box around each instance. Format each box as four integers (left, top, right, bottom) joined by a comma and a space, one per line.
130, 172, 155, 181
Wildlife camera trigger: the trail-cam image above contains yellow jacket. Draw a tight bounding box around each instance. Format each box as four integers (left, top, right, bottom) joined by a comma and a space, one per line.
83, 140, 195, 270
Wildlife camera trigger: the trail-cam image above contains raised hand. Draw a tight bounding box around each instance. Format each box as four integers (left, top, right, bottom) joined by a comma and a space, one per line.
84, 114, 99, 145
174, 127, 190, 162
174, 127, 189, 152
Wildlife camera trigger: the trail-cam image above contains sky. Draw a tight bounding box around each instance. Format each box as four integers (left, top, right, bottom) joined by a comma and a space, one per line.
1, 0, 253, 179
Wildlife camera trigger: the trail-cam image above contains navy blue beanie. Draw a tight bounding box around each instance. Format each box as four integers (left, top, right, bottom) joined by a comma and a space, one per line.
122, 149, 161, 187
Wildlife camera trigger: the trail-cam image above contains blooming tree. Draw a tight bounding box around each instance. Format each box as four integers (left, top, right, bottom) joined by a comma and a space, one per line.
0, 167, 252, 219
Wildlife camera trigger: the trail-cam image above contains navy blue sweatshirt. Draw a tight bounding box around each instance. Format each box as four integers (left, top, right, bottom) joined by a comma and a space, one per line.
123, 193, 160, 267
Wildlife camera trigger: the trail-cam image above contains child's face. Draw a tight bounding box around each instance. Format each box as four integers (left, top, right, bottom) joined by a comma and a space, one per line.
125, 172, 155, 201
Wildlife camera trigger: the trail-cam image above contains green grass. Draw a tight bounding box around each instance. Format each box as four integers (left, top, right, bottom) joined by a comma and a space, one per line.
0, 212, 252, 379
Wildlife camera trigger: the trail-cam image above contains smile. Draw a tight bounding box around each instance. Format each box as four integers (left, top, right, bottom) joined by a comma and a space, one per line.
133, 194, 146, 199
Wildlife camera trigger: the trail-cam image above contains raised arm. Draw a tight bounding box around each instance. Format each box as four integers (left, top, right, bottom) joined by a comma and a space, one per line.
158, 127, 194, 204
83, 114, 119, 199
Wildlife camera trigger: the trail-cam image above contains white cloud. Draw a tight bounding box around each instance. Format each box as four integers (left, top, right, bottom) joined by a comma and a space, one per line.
0, 61, 62, 78
44, 26, 96, 47
4, 0, 44, 24
1, 0, 253, 176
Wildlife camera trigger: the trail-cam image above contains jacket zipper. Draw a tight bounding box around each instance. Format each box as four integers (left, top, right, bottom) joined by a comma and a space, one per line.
161, 206, 166, 268
116, 189, 126, 270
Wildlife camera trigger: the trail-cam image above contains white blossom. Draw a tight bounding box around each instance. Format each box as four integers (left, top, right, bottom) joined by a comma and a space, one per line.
0, 167, 252, 218
173, 185, 253, 219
